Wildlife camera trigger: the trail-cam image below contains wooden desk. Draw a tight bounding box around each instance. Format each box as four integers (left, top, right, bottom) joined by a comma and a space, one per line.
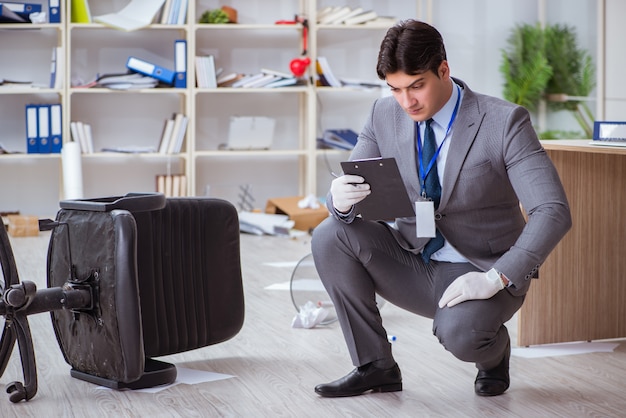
517, 140, 626, 346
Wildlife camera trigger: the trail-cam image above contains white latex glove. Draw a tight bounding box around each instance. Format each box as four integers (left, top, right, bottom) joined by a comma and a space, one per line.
330, 174, 371, 213
438, 271, 504, 308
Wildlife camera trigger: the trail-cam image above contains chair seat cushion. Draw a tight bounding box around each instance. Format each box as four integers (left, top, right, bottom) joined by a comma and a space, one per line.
133, 197, 244, 357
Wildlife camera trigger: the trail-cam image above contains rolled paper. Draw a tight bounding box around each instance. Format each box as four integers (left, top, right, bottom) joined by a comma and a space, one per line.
61, 141, 84, 200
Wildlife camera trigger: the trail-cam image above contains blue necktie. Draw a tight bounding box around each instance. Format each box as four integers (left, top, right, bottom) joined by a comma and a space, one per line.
421, 119, 444, 263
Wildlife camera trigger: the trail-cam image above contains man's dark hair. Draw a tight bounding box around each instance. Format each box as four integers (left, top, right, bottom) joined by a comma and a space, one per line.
376, 19, 447, 80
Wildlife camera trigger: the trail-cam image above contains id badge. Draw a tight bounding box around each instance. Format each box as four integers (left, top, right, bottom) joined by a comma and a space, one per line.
415, 199, 436, 238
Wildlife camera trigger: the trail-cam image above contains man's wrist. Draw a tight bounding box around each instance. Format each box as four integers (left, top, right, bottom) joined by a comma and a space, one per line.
500, 272, 511, 287
486, 268, 507, 290
334, 205, 353, 218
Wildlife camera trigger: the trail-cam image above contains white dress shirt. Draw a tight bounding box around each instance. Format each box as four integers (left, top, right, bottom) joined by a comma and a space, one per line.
418, 80, 469, 263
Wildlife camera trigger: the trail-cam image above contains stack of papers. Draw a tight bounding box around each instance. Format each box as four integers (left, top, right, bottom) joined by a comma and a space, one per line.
320, 129, 358, 150
589, 141, 626, 148
238, 211, 295, 236
316, 6, 396, 26
0, 78, 35, 88
94, 0, 165, 31
97, 73, 158, 90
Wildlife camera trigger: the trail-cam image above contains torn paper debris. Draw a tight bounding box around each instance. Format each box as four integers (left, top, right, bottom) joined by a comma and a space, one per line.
291, 301, 329, 329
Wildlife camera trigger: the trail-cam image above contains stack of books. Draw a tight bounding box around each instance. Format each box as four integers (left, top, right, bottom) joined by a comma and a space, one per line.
70, 120, 94, 154
0, 79, 34, 89
159, 0, 189, 24
315, 57, 341, 87
218, 68, 302, 89
157, 113, 188, 154
318, 129, 359, 150
156, 174, 187, 197
315, 57, 383, 89
97, 73, 159, 90
316, 6, 396, 26
339, 78, 385, 89
195, 55, 218, 88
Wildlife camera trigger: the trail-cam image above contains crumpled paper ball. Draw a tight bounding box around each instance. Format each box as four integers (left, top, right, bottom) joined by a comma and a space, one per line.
297, 194, 320, 209
291, 301, 329, 329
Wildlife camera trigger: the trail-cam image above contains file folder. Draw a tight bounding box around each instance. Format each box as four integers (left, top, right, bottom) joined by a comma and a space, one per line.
49, 0, 60, 23
37, 104, 51, 153
2, 2, 42, 20
174, 39, 187, 88
50, 104, 63, 153
53, 46, 64, 89
25, 104, 38, 154
169, 0, 181, 24
126, 56, 175, 84
176, 0, 188, 25
0, 4, 27, 22
49, 47, 58, 88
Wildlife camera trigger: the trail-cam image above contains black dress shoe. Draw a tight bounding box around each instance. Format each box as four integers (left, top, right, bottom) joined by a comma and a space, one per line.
475, 340, 511, 396
315, 363, 402, 397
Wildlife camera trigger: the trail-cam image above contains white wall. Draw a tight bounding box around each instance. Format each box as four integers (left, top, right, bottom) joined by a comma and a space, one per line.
604, 0, 626, 120
1, 0, 623, 217
431, 0, 538, 98
430, 0, 599, 136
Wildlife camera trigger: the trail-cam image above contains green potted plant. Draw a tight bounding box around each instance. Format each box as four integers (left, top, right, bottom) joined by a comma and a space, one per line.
500, 23, 552, 112
199, 6, 238, 24
543, 24, 595, 138
500, 23, 595, 138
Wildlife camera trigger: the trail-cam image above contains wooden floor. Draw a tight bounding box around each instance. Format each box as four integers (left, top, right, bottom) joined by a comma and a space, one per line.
2, 230, 626, 417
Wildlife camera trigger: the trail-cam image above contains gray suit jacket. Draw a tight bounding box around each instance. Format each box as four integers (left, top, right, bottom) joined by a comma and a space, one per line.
329, 78, 572, 295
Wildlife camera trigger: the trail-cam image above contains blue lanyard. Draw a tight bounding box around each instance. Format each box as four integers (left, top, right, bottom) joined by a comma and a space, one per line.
416, 85, 461, 196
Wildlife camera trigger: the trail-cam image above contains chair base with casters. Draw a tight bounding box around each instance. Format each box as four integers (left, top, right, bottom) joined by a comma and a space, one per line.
0, 193, 245, 402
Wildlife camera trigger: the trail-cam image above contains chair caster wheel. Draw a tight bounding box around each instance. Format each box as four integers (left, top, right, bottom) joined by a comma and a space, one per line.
7, 381, 26, 403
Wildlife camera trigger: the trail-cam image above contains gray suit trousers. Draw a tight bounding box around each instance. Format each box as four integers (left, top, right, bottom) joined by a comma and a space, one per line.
311, 216, 526, 371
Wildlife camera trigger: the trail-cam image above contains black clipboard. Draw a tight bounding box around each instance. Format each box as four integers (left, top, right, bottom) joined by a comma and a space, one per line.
340, 157, 415, 220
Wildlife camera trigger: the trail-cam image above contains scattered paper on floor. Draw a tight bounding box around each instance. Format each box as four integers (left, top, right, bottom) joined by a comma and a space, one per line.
513, 341, 620, 358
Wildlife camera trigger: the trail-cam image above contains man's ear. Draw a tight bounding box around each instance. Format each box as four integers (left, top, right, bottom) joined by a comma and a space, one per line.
439, 60, 450, 79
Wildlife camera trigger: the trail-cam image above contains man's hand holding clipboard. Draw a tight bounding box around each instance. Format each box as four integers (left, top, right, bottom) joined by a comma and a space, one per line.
338, 157, 415, 221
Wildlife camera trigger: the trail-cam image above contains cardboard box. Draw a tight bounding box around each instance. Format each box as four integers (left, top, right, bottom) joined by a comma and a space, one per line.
7, 215, 39, 237
265, 196, 329, 232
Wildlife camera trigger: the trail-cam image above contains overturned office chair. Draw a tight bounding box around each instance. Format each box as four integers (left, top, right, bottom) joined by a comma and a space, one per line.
0, 193, 245, 402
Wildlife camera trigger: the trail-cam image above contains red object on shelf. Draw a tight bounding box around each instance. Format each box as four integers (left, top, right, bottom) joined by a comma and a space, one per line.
289, 57, 311, 78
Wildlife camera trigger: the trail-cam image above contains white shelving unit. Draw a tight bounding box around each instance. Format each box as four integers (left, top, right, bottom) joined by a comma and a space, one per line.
2, 0, 619, 218
66, 17, 189, 202
0, 14, 65, 217
191, 2, 308, 205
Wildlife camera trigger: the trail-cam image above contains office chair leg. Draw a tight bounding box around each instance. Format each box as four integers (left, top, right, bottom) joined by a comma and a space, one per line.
0, 282, 38, 402
0, 219, 94, 403
0, 324, 16, 378
5, 313, 37, 402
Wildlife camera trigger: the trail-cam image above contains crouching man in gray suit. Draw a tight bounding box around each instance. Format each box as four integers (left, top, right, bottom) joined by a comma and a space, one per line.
312, 19, 572, 398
